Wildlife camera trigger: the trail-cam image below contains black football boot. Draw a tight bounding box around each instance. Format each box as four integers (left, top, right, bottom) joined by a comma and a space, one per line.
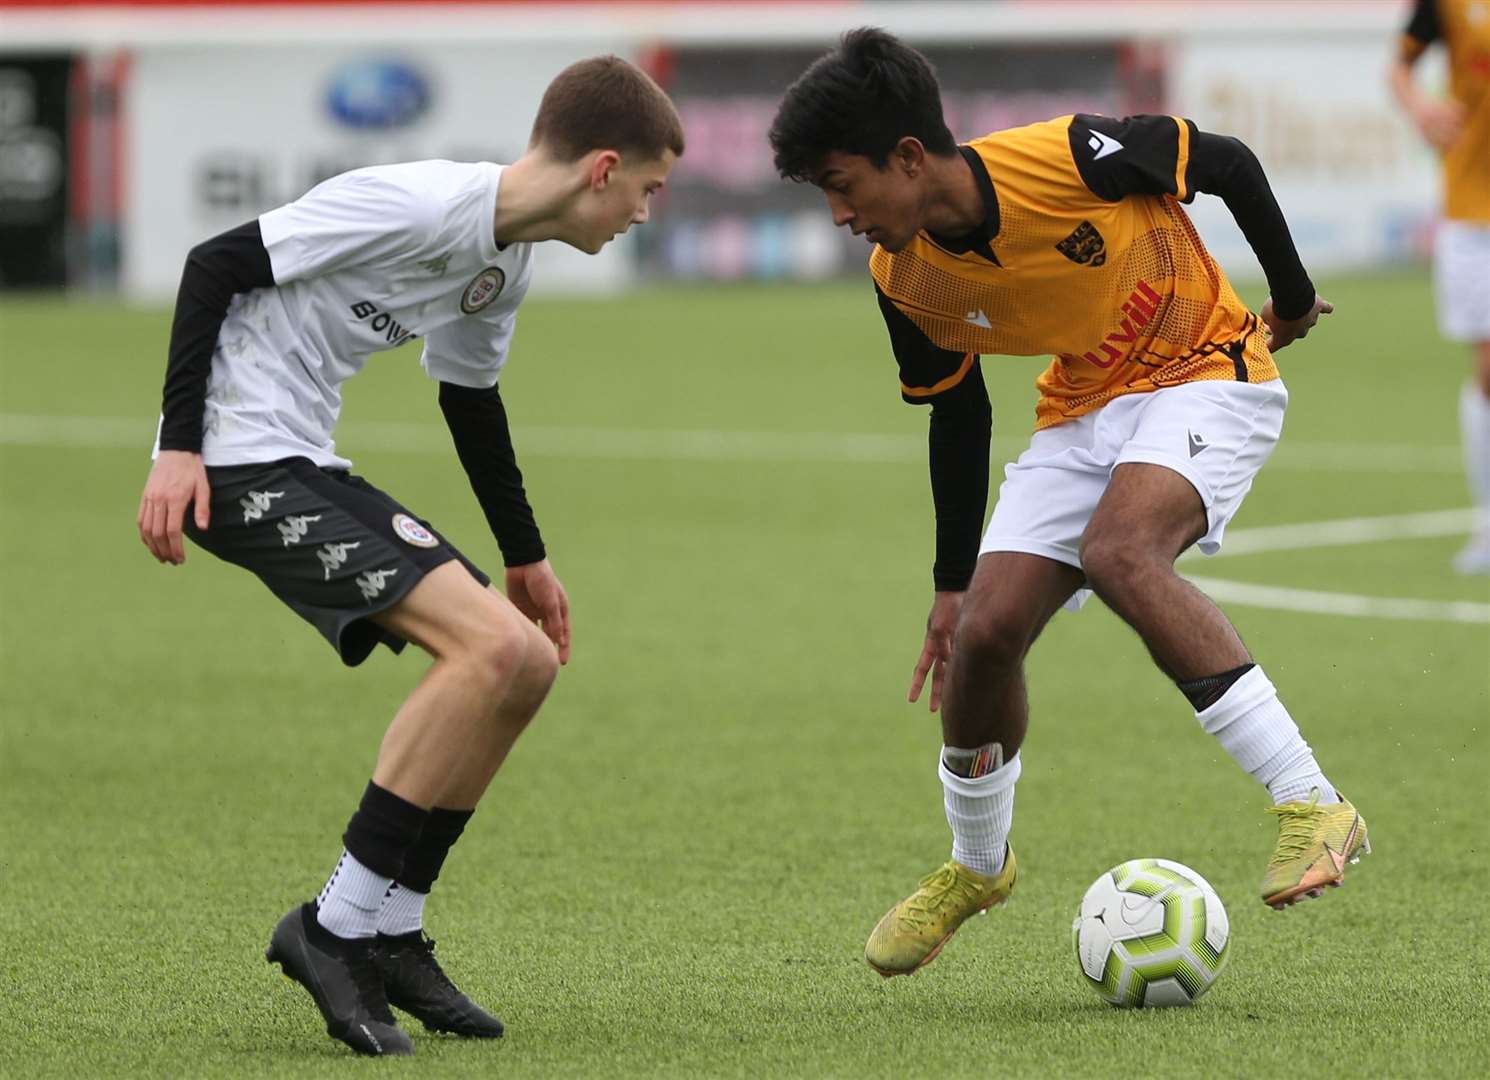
373, 930, 505, 1038
265, 903, 415, 1056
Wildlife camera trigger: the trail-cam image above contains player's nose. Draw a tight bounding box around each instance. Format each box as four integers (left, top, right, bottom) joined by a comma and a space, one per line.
826, 194, 854, 229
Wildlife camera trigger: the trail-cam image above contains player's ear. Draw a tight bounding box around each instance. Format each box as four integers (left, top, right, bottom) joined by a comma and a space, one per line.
589, 150, 621, 190
893, 137, 928, 177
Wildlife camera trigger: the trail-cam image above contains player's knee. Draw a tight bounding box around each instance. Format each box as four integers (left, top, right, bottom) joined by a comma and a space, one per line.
453, 610, 532, 693
519, 623, 560, 693
1079, 533, 1150, 599
954, 608, 1031, 669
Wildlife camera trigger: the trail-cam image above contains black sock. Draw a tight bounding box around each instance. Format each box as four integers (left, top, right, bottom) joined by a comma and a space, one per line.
1177, 662, 1256, 712
342, 780, 429, 880
396, 807, 474, 894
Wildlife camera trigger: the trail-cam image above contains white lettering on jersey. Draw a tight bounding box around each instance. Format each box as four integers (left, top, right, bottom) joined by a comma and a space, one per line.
159, 161, 533, 472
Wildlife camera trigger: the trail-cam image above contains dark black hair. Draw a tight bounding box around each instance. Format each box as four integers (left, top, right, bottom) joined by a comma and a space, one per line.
769, 27, 957, 182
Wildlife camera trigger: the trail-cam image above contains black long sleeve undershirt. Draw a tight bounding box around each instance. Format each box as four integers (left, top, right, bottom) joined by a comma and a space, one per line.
158, 220, 276, 451
927, 364, 992, 592
438, 381, 546, 568
1185, 129, 1316, 321
1073, 115, 1316, 321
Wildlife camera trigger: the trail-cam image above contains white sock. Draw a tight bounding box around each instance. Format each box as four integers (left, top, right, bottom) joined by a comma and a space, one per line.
316, 849, 393, 939
940, 746, 1020, 875
377, 882, 428, 937
1460, 381, 1490, 523
1195, 667, 1337, 806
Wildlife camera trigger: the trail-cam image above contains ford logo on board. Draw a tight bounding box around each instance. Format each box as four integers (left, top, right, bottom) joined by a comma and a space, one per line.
326, 60, 431, 130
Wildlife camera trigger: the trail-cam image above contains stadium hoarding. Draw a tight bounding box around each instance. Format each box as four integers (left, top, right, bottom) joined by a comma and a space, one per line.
641, 39, 1160, 281
0, 53, 70, 287
1171, 31, 1443, 278
123, 39, 634, 299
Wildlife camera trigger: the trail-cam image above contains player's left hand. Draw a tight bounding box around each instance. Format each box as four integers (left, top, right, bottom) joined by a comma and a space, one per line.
908, 591, 964, 713
505, 559, 571, 664
1262, 294, 1333, 352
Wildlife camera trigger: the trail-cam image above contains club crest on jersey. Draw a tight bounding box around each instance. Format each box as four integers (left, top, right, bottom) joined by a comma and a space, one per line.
392, 513, 439, 548
1056, 221, 1106, 266
460, 266, 506, 314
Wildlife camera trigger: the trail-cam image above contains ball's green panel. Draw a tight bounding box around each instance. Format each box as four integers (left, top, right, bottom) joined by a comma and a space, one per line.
1130, 955, 1208, 1001
1120, 933, 1178, 958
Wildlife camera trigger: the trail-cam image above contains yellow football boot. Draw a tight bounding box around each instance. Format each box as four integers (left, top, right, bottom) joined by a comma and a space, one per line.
864, 850, 1016, 977
1261, 791, 1370, 909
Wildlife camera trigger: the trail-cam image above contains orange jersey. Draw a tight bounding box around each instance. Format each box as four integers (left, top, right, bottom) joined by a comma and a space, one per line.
1402, 0, 1490, 222
871, 115, 1291, 431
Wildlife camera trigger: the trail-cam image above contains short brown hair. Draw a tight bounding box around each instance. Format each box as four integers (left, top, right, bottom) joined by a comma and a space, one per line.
530, 56, 685, 162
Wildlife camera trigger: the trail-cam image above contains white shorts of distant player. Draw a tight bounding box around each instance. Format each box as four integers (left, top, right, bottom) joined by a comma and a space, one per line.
1435, 221, 1490, 343
981, 378, 1288, 612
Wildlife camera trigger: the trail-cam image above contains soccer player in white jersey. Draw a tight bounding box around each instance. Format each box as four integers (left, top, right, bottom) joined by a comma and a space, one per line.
136, 57, 682, 1057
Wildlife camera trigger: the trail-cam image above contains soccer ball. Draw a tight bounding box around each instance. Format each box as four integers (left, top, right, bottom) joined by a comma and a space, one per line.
1071, 858, 1229, 1008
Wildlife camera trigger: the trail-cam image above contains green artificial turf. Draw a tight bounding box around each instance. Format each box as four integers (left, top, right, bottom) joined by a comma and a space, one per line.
1, 274, 1486, 1077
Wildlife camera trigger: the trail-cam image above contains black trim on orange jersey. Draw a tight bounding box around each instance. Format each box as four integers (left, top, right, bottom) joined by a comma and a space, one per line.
159, 220, 277, 452
877, 285, 978, 403
1227, 315, 1261, 381
1068, 114, 1315, 321
924, 146, 1002, 265
1069, 114, 1184, 202
1404, 0, 1441, 47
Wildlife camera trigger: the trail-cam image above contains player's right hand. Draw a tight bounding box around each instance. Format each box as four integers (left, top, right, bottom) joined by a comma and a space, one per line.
138, 450, 211, 565
908, 591, 964, 713
1410, 97, 1465, 151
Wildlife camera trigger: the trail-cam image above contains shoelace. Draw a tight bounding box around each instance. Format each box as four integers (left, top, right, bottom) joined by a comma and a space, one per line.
897, 864, 982, 932
345, 944, 398, 1024
399, 934, 459, 995
1265, 793, 1327, 866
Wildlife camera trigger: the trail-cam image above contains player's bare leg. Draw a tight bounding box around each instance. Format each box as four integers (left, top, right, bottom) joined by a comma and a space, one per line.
1080, 462, 1367, 908
267, 563, 554, 1045
329, 562, 560, 1038
1078, 463, 1246, 680
1454, 341, 1490, 573
942, 553, 1085, 751
864, 554, 1079, 976
369, 564, 559, 810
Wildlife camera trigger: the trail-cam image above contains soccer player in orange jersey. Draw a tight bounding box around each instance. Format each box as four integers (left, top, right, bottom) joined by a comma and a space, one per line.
770, 29, 1370, 977
1390, 0, 1490, 573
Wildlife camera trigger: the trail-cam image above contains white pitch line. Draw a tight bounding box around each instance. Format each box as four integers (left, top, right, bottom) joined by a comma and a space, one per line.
1179, 508, 1481, 560
1181, 508, 1490, 624
3, 412, 1482, 622
1184, 575, 1490, 624
0, 412, 1464, 472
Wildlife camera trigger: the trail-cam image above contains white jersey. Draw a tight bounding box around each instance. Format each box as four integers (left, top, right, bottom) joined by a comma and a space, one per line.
165, 160, 534, 469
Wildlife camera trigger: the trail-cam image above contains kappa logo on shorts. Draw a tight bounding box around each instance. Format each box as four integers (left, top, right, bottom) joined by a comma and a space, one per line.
240, 490, 285, 524
278, 514, 322, 547
392, 513, 439, 549
356, 568, 399, 602
460, 266, 506, 314
317, 541, 362, 580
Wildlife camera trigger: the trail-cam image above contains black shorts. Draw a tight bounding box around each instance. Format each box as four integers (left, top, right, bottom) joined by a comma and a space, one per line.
184, 457, 490, 667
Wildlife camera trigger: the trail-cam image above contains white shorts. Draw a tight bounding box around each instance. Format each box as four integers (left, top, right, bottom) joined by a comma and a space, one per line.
1435, 220, 1490, 343
980, 379, 1288, 610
